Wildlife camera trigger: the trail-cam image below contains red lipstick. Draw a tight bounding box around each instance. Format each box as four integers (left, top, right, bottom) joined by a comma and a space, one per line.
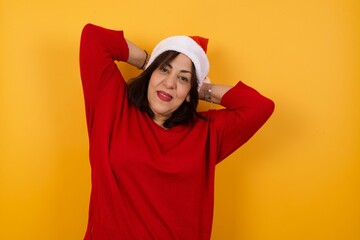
157, 91, 173, 102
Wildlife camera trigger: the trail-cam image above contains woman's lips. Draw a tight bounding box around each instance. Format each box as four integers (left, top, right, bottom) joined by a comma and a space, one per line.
157, 91, 173, 102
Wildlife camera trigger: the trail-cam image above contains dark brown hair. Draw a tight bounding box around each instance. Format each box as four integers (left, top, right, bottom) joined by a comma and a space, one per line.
127, 50, 206, 128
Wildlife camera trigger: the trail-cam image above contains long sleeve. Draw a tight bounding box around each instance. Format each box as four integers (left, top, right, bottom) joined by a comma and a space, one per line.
209, 81, 275, 163
79, 23, 129, 135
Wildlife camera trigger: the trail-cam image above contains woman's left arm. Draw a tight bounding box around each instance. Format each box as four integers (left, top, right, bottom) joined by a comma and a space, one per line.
201, 81, 275, 163
198, 83, 232, 104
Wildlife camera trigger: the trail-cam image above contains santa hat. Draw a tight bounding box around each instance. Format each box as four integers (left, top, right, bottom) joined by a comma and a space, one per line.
146, 35, 210, 89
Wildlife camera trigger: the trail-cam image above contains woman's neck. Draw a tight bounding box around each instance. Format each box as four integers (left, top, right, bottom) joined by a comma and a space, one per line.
153, 115, 168, 130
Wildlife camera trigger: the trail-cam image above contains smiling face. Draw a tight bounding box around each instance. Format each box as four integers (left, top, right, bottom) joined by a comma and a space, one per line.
147, 53, 193, 125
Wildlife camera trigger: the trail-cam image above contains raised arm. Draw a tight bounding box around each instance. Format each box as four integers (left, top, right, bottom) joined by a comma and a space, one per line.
80, 24, 141, 135
198, 82, 232, 104
125, 39, 149, 70
202, 81, 275, 163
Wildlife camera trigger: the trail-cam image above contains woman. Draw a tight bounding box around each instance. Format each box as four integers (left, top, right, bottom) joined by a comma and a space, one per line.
80, 23, 274, 240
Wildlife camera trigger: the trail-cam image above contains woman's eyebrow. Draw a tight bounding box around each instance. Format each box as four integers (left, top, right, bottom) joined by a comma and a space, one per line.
163, 62, 192, 74
163, 62, 172, 68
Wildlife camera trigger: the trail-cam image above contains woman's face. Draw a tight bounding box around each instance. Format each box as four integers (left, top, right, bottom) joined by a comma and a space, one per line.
147, 53, 193, 124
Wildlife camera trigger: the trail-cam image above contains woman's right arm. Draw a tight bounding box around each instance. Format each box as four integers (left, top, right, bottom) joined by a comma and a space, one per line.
80, 24, 129, 106
81, 24, 147, 135
80, 24, 148, 95
80, 24, 149, 133
126, 39, 149, 70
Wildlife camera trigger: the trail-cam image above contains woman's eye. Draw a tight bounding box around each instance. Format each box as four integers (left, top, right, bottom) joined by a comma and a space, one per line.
159, 66, 169, 73
179, 76, 189, 82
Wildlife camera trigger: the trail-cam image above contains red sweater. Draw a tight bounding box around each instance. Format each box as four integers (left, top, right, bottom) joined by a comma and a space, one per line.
80, 24, 274, 240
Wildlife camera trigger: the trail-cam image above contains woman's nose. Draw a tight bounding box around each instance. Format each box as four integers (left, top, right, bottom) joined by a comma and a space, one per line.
163, 74, 176, 89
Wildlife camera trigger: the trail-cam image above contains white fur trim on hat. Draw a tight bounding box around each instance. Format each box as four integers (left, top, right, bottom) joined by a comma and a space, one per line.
145, 36, 210, 90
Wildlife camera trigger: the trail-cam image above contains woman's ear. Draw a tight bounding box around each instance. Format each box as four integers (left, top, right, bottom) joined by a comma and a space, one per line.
186, 95, 191, 102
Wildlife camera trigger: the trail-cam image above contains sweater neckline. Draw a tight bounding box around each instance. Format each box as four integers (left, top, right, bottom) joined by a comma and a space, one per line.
145, 113, 190, 134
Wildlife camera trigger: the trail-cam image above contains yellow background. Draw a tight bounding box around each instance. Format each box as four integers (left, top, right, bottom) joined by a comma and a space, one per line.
1, 0, 359, 239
